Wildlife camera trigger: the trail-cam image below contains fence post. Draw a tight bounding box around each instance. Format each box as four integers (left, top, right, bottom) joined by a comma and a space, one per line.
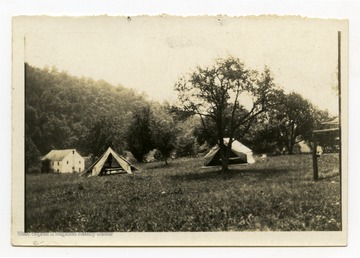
312, 133, 319, 181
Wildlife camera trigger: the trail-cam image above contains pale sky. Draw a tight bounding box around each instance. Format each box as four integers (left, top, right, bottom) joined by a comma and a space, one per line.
24, 16, 347, 115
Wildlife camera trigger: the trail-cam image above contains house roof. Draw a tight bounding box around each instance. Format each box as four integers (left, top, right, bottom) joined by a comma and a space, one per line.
41, 149, 76, 161
321, 117, 339, 125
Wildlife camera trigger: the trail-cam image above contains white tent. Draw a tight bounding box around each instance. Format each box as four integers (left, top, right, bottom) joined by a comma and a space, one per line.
203, 138, 255, 167
83, 147, 138, 176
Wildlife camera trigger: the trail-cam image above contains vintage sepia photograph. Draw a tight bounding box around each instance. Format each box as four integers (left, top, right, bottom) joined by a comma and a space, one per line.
12, 15, 348, 246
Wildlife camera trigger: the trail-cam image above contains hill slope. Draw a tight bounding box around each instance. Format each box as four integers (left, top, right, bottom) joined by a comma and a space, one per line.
25, 63, 147, 171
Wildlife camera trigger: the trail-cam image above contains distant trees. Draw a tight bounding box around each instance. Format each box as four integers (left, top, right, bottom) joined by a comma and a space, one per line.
125, 103, 181, 164
175, 116, 201, 157
25, 63, 145, 172
246, 92, 331, 154
83, 115, 128, 159
272, 92, 317, 154
149, 106, 178, 165
243, 114, 279, 154
166, 103, 202, 158
25, 63, 195, 168
126, 105, 154, 161
24, 61, 333, 173
25, 136, 41, 173
175, 57, 280, 171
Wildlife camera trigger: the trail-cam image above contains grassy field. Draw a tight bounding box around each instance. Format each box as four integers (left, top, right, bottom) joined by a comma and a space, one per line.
25, 154, 341, 232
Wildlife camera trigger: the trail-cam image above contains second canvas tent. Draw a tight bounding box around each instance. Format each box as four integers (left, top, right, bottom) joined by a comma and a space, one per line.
83, 147, 138, 176
203, 138, 255, 167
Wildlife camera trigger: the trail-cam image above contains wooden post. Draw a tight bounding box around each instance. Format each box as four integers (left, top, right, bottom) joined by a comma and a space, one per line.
338, 31, 342, 180
337, 31, 343, 230
312, 133, 319, 181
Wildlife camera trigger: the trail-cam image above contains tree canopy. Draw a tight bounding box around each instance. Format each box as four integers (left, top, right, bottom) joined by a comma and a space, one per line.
149, 105, 179, 165
25, 60, 333, 173
175, 57, 281, 171
126, 105, 154, 162
250, 92, 331, 154
25, 63, 146, 171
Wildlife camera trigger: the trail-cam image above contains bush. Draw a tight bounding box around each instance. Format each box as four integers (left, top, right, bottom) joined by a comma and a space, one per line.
27, 166, 41, 174
175, 135, 198, 158
41, 159, 52, 173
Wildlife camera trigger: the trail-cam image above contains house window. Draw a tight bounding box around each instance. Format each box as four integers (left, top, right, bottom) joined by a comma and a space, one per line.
79, 168, 81, 172
57, 161, 59, 165
57, 169, 59, 173
79, 161, 81, 164
67, 161, 69, 164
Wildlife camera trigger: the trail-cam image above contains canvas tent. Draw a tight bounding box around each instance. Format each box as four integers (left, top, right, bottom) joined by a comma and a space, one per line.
203, 138, 255, 167
83, 147, 138, 176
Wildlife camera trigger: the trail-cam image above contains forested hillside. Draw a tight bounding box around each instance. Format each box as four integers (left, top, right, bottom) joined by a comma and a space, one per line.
24, 60, 333, 173
25, 63, 147, 171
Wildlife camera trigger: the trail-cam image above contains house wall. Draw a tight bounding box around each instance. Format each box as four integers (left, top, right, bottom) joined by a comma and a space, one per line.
74, 152, 85, 173
51, 161, 62, 173
61, 151, 85, 173
61, 155, 73, 173
49, 150, 85, 173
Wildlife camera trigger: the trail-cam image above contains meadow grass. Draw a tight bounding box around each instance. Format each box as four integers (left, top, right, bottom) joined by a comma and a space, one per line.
25, 154, 341, 232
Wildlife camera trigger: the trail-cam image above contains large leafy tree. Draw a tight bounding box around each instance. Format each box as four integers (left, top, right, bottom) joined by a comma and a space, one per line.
149, 106, 178, 165
126, 105, 155, 161
174, 116, 202, 158
243, 113, 280, 154
263, 92, 330, 154
175, 57, 280, 171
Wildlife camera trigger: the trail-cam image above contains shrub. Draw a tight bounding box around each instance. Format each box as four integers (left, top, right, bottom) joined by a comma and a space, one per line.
27, 166, 41, 174
41, 159, 52, 173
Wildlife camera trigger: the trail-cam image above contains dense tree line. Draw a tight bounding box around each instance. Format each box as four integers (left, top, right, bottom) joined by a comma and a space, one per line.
243, 92, 331, 154
25, 64, 199, 172
25, 59, 334, 173
25, 63, 146, 172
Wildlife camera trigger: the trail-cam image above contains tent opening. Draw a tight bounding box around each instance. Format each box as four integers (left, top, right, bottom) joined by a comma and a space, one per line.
82, 147, 138, 177
100, 154, 128, 175
206, 148, 248, 166
203, 138, 255, 168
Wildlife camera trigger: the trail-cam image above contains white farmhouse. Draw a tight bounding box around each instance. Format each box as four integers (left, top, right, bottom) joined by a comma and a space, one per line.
41, 149, 85, 173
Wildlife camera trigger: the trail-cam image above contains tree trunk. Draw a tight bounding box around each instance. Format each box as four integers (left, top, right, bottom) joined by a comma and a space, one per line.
219, 141, 229, 172
288, 135, 296, 155
216, 112, 229, 172
221, 156, 229, 172
288, 124, 295, 154
220, 138, 233, 172
288, 145, 293, 155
